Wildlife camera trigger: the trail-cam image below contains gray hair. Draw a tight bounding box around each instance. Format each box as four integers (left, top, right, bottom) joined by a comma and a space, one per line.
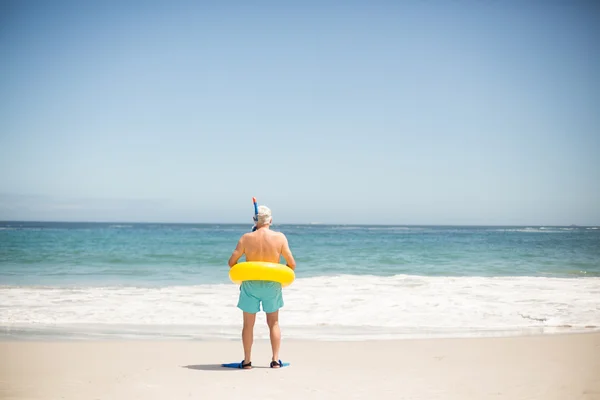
256, 205, 272, 225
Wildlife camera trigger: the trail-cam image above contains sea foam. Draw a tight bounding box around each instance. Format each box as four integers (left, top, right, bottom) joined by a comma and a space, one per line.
2, 275, 599, 340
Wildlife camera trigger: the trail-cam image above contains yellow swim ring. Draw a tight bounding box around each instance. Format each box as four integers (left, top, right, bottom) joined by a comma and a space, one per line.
229, 261, 295, 287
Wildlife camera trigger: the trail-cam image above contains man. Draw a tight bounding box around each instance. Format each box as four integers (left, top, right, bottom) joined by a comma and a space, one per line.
228, 205, 296, 369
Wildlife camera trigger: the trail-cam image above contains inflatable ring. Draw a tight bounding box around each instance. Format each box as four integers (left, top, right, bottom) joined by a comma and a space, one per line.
229, 261, 295, 287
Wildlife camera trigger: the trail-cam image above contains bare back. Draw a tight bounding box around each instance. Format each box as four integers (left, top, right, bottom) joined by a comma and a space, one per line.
228, 227, 296, 269
243, 229, 285, 263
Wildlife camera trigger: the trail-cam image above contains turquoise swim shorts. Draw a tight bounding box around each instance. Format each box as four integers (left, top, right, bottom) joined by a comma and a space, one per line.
237, 281, 284, 314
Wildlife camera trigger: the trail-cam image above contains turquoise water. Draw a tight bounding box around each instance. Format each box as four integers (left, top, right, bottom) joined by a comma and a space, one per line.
1, 222, 599, 340
1, 222, 599, 285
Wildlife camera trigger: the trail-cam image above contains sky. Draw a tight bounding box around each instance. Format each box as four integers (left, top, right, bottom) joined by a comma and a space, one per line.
1, 0, 599, 225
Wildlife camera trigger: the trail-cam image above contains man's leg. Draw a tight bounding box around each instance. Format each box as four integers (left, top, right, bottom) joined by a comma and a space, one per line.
266, 311, 281, 366
242, 312, 256, 368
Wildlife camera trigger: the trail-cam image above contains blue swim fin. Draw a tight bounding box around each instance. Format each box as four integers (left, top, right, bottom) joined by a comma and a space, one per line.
222, 361, 251, 369
270, 360, 290, 368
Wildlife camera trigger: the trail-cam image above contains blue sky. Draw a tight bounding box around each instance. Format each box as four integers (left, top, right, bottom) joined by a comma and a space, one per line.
1, 1, 599, 225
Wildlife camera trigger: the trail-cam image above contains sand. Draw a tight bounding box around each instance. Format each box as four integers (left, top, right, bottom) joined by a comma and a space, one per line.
1, 333, 599, 400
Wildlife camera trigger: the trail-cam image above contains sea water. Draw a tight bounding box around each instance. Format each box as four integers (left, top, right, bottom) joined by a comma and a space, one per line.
1, 222, 599, 340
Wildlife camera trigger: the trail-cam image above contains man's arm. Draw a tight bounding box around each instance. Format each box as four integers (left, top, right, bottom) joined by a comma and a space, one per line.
280, 234, 296, 270
228, 235, 246, 267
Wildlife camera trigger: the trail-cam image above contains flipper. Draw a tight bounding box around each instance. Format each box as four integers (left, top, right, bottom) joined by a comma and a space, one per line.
270, 360, 290, 368
222, 360, 252, 369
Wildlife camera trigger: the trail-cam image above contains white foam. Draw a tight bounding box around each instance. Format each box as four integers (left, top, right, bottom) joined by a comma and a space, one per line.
1, 275, 599, 340
494, 227, 574, 233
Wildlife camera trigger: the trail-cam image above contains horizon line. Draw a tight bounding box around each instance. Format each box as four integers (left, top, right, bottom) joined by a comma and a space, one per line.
0, 220, 596, 228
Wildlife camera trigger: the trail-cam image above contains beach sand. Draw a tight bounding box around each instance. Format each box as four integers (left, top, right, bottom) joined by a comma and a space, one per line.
1, 333, 599, 400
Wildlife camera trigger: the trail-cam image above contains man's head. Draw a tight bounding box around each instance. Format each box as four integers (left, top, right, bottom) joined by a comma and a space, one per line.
254, 205, 272, 227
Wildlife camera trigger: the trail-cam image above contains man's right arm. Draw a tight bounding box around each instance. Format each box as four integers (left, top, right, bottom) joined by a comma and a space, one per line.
280, 234, 296, 270
228, 234, 246, 268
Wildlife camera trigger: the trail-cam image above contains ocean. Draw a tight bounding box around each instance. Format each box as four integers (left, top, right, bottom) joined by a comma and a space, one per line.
1, 221, 599, 340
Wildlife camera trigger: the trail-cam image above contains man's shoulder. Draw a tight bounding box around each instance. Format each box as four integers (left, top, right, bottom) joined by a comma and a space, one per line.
272, 230, 287, 240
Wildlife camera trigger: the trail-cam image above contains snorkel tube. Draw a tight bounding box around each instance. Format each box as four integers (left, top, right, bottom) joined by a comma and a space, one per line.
251, 197, 259, 232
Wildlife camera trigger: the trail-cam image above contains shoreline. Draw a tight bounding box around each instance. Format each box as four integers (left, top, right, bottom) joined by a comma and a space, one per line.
2, 324, 599, 342
2, 333, 599, 399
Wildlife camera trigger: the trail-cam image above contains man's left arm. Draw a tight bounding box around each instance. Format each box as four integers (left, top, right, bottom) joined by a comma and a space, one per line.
228, 236, 246, 268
